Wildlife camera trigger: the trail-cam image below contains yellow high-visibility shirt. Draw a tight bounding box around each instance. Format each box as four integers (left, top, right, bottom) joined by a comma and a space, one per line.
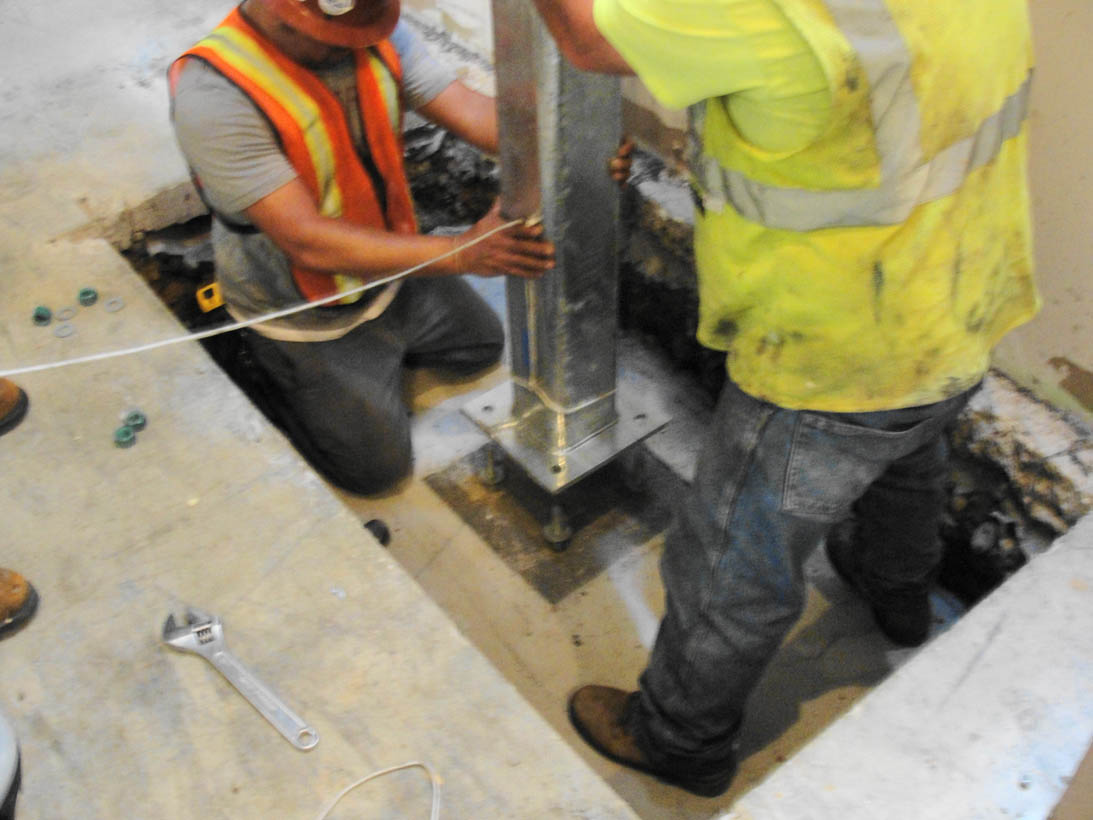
594, 0, 1040, 411
595, 0, 831, 153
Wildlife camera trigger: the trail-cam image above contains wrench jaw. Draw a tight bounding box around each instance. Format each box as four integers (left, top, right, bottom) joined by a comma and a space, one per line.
161, 608, 226, 660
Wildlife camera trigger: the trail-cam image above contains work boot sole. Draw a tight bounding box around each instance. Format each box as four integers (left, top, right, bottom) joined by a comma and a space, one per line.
0, 389, 28, 438
0, 584, 38, 641
567, 692, 735, 798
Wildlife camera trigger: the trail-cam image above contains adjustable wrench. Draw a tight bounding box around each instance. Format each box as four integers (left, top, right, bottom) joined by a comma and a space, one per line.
162, 607, 319, 751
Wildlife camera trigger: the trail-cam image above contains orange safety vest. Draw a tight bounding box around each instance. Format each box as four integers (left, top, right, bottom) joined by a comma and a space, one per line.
169, 8, 417, 304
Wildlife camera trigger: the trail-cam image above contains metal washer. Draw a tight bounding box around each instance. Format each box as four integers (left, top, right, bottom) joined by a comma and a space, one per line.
123, 410, 147, 431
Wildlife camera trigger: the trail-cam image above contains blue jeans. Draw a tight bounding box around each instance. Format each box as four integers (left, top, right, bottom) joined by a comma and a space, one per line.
635, 378, 976, 770
243, 277, 503, 495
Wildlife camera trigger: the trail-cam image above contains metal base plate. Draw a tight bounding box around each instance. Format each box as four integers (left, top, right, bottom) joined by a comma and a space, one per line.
462, 377, 670, 493
425, 443, 678, 603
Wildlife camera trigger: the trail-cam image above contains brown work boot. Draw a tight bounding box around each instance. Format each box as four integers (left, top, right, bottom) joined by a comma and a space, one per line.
0, 569, 38, 640
567, 685, 737, 798
0, 379, 28, 437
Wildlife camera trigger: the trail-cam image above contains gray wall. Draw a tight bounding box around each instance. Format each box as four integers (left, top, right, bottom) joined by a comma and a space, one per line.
993, 0, 1093, 425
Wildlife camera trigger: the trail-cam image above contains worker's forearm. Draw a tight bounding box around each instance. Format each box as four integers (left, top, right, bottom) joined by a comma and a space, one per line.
462, 110, 499, 157
244, 179, 460, 280
243, 178, 553, 285
281, 218, 458, 279
529, 0, 633, 74
418, 82, 500, 155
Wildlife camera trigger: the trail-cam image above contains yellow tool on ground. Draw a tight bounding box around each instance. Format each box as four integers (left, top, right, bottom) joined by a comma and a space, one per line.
196, 282, 224, 312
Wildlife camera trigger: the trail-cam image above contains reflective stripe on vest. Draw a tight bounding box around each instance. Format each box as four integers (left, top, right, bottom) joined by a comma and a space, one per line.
183, 24, 346, 219
692, 0, 1033, 231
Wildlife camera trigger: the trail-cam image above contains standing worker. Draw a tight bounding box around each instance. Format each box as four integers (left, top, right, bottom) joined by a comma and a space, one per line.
169, 0, 555, 495
529, 0, 1039, 797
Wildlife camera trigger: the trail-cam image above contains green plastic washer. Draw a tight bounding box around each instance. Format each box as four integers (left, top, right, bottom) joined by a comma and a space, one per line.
114, 425, 137, 448
78, 288, 99, 307
124, 410, 147, 431
32, 306, 52, 326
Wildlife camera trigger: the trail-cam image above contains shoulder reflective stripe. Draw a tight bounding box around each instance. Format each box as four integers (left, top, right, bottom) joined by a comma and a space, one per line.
203, 29, 344, 218
208, 28, 343, 217
916, 71, 1031, 204
367, 52, 400, 131
827, 0, 922, 178
696, 2, 1030, 231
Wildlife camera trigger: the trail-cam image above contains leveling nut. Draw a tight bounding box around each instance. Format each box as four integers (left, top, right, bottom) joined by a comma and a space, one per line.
32, 306, 52, 326
124, 410, 147, 431
114, 425, 137, 448
78, 288, 99, 307
363, 519, 391, 547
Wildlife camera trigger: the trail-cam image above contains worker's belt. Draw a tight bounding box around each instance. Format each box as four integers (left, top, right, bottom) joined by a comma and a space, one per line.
215, 214, 260, 235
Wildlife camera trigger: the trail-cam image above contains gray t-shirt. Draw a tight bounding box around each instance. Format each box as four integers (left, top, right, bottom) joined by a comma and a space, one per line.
172, 21, 454, 223
171, 22, 455, 340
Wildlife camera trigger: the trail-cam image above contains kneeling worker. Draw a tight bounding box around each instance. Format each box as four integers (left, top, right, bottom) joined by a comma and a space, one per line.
170, 0, 555, 494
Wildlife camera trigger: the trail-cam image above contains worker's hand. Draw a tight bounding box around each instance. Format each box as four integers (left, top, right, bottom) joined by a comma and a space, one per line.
453, 202, 555, 279
609, 137, 634, 186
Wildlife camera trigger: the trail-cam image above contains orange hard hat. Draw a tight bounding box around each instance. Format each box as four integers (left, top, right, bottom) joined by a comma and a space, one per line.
265, 0, 400, 48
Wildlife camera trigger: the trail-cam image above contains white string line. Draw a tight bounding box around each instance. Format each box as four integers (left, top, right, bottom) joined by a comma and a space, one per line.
313, 761, 441, 820
0, 218, 526, 379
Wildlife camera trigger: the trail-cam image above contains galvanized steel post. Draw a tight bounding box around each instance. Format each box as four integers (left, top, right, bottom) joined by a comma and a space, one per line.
463, 0, 667, 494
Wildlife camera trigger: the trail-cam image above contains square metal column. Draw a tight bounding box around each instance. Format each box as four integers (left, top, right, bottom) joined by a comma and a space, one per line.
462, 0, 668, 493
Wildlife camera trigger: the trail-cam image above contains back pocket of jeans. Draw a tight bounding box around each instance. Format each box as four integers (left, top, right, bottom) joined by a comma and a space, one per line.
781, 412, 933, 521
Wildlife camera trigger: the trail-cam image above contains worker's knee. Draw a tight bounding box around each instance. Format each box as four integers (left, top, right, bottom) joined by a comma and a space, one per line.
326, 455, 412, 496
435, 337, 504, 377
316, 423, 413, 496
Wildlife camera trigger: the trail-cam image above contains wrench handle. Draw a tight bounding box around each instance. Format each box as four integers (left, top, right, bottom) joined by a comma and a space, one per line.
211, 650, 320, 751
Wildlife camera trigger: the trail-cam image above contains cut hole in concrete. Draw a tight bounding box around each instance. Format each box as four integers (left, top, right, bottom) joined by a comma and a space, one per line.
426, 443, 677, 604
121, 141, 1089, 620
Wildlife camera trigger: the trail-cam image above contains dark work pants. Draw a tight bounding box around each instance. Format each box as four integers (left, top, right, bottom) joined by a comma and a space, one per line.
634, 378, 976, 772
243, 277, 503, 495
